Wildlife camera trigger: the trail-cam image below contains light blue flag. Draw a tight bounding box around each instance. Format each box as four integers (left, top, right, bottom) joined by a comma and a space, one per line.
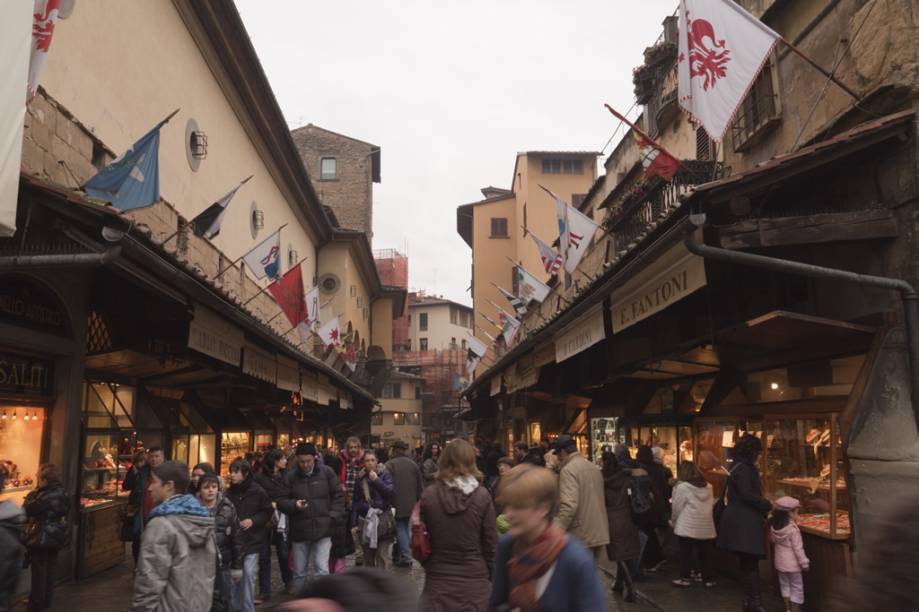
83, 110, 177, 211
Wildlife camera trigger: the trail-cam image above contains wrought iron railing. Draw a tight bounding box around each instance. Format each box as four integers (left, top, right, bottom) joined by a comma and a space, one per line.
605, 160, 723, 251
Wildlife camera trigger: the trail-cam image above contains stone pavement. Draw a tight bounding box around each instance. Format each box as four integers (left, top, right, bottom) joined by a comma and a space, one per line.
38, 545, 783, 611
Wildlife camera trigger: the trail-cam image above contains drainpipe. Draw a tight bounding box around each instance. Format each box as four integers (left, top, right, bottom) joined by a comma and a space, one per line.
0, 247, 121, 268
684, 219, 919, 430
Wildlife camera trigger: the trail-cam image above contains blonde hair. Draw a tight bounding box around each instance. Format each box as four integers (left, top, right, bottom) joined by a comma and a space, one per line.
436, 439, 482, 482
497, 464, 558, 513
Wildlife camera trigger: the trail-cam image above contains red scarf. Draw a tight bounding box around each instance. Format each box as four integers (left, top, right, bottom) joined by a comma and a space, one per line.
508, 522, 568, 611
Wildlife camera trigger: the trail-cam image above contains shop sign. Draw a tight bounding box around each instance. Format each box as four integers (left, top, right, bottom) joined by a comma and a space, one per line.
242, 344, 277, 384
490, 375, 502, 397
507, 356, 539, 393
0, 276, 69, 337
188, 305, 244, 366
0, 352, 52, 395
276, 356, 299, 392
611, 241, 706, 333
554, 305, 605, 364
300, 370, 319, 402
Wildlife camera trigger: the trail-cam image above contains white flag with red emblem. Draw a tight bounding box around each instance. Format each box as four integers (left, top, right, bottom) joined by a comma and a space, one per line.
317, 317, 341, 347
28, 0, 61, 99
678, 0, 780, 141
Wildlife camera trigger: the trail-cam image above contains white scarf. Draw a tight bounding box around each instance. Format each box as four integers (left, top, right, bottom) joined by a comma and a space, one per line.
362, 507, 383, 549
446, 475, 479, 495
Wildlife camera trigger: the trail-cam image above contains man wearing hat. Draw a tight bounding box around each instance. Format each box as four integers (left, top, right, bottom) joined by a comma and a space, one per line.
385, 440, 423, 567
279, 443, 344, 592
552, 434, 610, 562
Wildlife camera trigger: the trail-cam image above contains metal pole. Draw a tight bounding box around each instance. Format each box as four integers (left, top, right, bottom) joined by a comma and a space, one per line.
0, 247, 121, 268
684, 225, 919, 430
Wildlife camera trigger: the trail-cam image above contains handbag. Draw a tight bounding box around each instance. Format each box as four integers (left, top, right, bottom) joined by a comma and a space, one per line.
120, 503, 138, 542
362, 479, 395, 542
713, 465, 738, 528
410, 501, 432, 563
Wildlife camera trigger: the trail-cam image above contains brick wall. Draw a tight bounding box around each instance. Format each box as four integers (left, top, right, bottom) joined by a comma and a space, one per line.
21, 90, 113, 187
290, 125, 375, 237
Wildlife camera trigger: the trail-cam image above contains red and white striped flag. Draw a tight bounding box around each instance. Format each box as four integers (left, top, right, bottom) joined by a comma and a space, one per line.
530, 233, 562, 275
678, 0, 780, 141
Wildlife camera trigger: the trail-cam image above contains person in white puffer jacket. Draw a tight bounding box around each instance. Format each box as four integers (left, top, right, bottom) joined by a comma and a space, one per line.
670, 461, 717, 588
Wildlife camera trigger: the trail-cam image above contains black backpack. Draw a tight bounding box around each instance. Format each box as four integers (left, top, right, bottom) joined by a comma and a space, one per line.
628, 469, 655, 518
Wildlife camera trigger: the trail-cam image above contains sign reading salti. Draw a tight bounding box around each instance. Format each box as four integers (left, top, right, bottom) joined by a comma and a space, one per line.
678, 0, 780, 141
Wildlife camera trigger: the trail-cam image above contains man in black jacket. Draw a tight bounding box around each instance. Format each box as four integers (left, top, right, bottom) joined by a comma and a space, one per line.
386, 440, 422, 567
226, 458, 273, 612
279, 443, 344, 593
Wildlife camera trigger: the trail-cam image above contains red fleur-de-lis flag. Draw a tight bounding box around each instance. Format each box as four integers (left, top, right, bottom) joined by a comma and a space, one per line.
678, 0, 780, 141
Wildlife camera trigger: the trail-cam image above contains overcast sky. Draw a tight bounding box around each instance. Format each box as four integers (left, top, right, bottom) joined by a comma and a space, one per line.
237, 1, 672, 305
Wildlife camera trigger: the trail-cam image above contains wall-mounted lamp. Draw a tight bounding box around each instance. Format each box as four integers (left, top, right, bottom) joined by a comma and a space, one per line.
190, 130, 208, 159
289, 247, 298, 266
252, 209, 265, 230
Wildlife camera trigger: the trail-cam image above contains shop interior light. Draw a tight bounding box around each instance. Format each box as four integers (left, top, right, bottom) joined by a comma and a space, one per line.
11, 411, 16, 420
770, 382, 780, 390
1, 411, 6, 419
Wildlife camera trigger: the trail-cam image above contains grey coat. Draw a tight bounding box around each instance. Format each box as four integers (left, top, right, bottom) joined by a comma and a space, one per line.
387, 455, 423, 519
132, 497, 216, 612
716, 461, 771, 557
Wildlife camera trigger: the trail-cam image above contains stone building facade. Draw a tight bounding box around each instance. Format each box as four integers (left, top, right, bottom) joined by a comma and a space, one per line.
291, 124, 380, 239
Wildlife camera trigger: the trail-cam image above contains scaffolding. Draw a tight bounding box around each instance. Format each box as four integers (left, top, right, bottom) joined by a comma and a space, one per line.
394, 347, 468, 441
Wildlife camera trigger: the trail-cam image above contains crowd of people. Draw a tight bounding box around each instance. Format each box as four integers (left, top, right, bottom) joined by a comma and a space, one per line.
1, 431, 915, 611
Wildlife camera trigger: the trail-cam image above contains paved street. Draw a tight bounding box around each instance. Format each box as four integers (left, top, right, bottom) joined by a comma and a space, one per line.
40, 545, 789, 612
45, 556, 642, 612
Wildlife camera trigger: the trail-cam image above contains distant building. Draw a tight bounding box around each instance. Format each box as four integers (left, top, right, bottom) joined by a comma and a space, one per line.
456, 152, 599, 369
407, 294, 474, 352
372, 370, 425, 449
291, 124, 380, 239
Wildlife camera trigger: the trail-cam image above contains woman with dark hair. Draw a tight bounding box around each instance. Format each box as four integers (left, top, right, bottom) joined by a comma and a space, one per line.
23, 463, 70, 612
421, 439, 496, 612
122, 449, 149, 564
716, 434, 773, 612
254, 448, 292, 601
421, 442, 441, 487
349, 450, 395, 569
602, 451, 641, 603
197, 472, 242, 612
189, 462, 216, 494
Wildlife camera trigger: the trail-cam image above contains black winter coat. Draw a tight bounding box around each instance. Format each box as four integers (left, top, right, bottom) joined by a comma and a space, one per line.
254, 470, 289, 503
0, 500, 23, 612
637, 461, 672, 528
716, 460, 772, 557
23, 483, 70, 550
278, 464, 343, 543
225, 478, 273, 557
208, 495, 243, 570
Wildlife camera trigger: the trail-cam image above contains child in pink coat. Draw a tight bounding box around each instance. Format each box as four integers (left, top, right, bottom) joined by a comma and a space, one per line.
770, 496, 810, 612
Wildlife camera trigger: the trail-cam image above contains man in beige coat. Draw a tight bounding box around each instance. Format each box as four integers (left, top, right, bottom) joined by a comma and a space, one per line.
553, 435, 610, 562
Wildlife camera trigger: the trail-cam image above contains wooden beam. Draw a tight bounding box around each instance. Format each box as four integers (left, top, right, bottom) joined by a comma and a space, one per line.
718, 209, 898, 250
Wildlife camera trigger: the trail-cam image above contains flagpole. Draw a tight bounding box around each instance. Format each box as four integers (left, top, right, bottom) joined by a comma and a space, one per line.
603, 104, 688, 172
158, 108, 181, 128
161, 175, 259, 250
233, 223, 290, 279
242, 283, 273, 307
780, 38, 860, 102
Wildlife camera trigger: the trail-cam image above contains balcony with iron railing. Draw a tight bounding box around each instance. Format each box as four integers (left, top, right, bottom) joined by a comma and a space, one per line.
604, 160, 723, 253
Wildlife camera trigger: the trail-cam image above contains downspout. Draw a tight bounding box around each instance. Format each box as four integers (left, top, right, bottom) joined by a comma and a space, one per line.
684, 218, 919, 430
0, 247, 121, 268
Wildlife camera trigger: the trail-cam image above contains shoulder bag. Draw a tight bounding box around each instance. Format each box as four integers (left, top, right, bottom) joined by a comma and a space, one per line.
410, 501, 432, 563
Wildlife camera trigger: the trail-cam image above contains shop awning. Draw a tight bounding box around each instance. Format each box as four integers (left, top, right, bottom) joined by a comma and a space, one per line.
717, 310, 875, 372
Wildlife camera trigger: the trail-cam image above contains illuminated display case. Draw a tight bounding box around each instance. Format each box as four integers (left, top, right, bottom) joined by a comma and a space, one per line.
695, 418, 764, 499
763, 414, 848, 539
0, 406, 46, 506
220, 432, 251, 475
